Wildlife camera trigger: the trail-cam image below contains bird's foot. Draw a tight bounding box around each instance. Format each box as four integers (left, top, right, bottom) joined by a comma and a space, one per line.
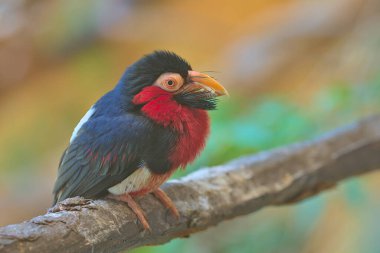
107, 194, 151, 231
152, 188, 179, 218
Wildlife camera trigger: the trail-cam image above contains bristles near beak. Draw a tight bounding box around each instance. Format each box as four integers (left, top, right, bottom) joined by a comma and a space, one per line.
188, 71, 229, 96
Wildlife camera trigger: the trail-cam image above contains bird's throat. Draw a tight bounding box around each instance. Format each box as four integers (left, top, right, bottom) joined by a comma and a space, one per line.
134, 87, 210, 169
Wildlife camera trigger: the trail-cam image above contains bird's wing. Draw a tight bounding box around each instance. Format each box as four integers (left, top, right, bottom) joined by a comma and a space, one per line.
52, 114, 153, 204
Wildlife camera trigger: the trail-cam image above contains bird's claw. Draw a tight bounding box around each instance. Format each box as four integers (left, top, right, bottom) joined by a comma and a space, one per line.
107, 194, 151, 231
153, 188, 180, 219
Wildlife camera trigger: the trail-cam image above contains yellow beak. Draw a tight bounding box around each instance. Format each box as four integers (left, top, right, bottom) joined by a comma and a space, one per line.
188, 71, 229, 96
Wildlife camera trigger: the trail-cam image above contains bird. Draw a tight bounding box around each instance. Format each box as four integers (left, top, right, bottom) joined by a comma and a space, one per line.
52, 50, 228, 230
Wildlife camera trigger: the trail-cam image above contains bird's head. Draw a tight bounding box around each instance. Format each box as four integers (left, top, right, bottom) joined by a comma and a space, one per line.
118, 51, 228, 112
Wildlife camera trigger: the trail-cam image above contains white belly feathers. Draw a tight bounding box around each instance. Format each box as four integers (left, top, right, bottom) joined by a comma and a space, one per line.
107, 166, 152, 195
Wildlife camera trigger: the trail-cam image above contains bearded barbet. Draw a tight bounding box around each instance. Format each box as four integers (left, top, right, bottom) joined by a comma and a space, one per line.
52, 51, 228, 230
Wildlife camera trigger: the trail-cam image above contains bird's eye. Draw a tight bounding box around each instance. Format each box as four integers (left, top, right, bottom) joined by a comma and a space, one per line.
154, 73, 183, 92
162, 77, 181, 91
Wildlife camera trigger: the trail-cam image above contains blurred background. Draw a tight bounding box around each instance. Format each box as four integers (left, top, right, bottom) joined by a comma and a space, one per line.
1, 0, 380, 252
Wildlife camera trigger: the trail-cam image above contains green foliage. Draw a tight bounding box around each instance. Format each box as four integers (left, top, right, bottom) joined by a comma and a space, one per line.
175, 75, 380, 179
142, 76, 380, 253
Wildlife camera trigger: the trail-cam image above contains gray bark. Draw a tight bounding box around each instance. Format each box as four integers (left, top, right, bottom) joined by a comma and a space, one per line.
1, 115, 380, 253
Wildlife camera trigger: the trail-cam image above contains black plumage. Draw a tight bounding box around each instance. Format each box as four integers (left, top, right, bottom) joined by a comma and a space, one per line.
118, 50, 192, 100
53, 104, 178, 204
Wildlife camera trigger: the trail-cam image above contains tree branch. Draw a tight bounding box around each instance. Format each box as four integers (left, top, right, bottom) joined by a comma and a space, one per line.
2, 115, 380, 253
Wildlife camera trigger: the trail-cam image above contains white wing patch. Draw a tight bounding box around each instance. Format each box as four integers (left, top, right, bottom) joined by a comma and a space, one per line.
70, 106, 95, 143
108, 166, 152, 195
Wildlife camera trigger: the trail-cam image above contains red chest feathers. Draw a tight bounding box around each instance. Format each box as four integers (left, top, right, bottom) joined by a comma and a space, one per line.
133, 88, 210, 169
